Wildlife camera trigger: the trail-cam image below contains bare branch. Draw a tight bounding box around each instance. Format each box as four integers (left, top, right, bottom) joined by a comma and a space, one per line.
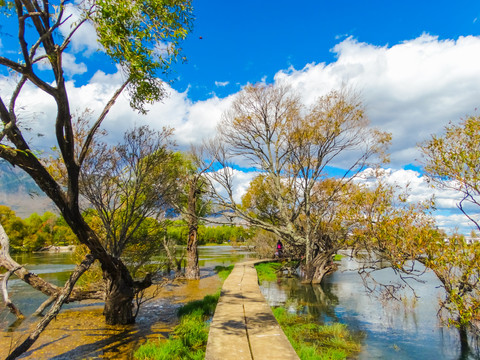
6, 254, 95, 360
1, 267, 25, 319
78, 80, 130, 166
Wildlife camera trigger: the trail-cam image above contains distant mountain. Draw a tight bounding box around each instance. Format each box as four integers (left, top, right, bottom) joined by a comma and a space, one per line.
0, 162, 56, 217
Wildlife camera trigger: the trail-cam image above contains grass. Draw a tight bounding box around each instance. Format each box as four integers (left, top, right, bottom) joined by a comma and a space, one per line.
333, 254, 343, 261
134, 295, 218, 360
255, 262, 282, 282
214, 264, 234, 281
273, 307, 362, 360
134, 265, 234, 360
134, 308, 208, 360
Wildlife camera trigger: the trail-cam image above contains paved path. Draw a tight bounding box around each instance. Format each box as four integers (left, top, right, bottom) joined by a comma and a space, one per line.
205, 260, 299, 360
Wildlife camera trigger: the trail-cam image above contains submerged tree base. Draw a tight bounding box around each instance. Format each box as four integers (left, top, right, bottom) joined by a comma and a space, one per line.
256, 261, 362, 359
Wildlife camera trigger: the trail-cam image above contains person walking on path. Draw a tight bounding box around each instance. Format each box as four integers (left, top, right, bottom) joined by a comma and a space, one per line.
276, 240, 283, 258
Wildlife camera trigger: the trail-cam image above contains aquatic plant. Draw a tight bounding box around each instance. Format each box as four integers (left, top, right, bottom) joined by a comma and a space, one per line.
273, 307, 361, 360
134, 266, 231, 359
255, 262, 282, 282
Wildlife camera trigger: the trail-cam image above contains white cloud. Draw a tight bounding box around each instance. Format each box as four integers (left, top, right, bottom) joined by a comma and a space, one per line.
62, 53, 88, 76
59, 3, 100, 55
207, 167, 258, 204
3, 34, 480, 233
274, 34, 480, 168
215, 81, 229, 87
355, 168, 478, 234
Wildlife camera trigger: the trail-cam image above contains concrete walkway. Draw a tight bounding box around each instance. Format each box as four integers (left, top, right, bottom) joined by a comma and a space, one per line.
205, 260, 299, 360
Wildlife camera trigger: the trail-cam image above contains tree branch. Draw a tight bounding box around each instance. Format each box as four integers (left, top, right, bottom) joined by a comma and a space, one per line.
0, 224, 103, 302
78, 80, 130, 166
1, 267, 25, 319
6, 254, 95, 360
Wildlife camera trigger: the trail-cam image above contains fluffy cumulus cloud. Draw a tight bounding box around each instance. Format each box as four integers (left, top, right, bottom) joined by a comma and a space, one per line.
2, 34, 480, 233
59, 3, 100, 55
274, 34, 480, 167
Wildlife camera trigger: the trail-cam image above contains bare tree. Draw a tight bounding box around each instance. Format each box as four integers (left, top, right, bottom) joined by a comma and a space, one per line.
208, 83, 390, 283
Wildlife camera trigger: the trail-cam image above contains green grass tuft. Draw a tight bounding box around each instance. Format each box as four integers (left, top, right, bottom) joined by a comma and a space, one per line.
177, 291, 220, 318
255, 262, 282, 282
214, 264, 234, 281
272, 307, 361, 360
134, 292, 221, 360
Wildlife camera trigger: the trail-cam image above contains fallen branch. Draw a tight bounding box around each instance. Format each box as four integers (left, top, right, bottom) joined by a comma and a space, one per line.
1, 266, 25, 319
0, 224, 103, 302
6, 254, 96, 360
32, 296, 56, 316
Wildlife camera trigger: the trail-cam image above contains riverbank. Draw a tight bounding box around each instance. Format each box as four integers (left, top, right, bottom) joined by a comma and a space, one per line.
34, 245, 76, 253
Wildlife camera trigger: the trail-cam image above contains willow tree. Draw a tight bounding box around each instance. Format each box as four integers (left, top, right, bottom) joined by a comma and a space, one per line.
419, 116, 480, 343
209, 83, 391, 283
0, 0, 192, 329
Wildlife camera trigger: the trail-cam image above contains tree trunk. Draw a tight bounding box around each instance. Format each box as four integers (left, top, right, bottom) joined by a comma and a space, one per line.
458, 324, 471, 358
102, 258, 135, 325
301, 252, 336, 284
185, 180, 200, 280
185, 225, 200, 280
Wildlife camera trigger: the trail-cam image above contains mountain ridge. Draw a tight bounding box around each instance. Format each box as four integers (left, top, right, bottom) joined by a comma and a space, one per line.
0, 162, 55, 217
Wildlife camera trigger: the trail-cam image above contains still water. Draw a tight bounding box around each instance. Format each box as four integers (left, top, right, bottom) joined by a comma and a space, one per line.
2, 248, 479, 359
0, 246, 251, 359
259, 255, 479, 359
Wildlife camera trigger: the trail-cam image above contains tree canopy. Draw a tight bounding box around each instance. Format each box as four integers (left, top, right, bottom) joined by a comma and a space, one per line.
208, 83, 391, 283
421, 116, 480, 231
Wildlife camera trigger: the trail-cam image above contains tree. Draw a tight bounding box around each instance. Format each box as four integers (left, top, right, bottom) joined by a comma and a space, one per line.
172, 148, 213, 280
208, 83, 391, 283
421, 116, 480, 230
80, 126, 178, 258
77, 125, 180, 323
419, 116, 480, 343
0, 0, 192, 334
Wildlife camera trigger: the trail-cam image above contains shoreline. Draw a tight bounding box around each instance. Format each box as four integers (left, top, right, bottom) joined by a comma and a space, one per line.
34, 245, 76, 253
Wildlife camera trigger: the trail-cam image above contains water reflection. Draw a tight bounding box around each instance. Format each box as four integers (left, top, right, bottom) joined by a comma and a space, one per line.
259, 256, 480, 360
0, 245, 251, 359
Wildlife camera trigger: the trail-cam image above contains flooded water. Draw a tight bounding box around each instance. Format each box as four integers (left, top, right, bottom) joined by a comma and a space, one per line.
259, 255, 480, 359
0, 246, 252, 359
3, 248, 479, 359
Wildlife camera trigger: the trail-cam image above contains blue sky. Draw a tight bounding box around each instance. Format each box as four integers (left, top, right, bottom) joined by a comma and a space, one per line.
1, 0, 480, 232
170, 0, 480, 100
